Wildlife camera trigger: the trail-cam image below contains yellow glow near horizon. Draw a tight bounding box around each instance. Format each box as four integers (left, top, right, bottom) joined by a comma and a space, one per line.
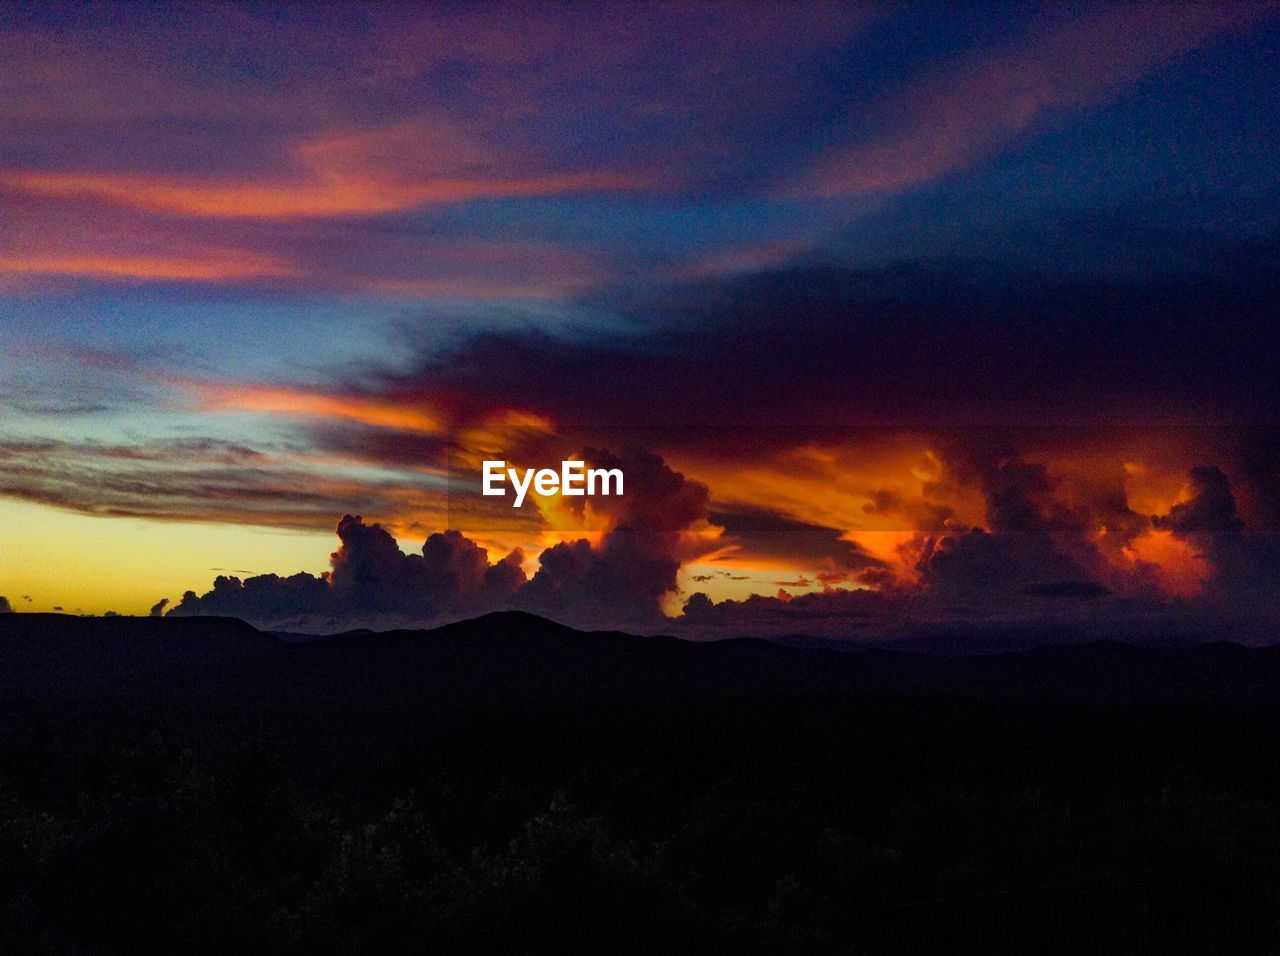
0, 499, 333, 616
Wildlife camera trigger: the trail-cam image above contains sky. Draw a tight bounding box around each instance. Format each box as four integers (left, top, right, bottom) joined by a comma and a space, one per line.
2, 2, 1279, 640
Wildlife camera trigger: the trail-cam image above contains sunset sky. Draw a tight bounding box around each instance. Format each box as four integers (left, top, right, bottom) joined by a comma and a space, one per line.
3, 3, 1279, 637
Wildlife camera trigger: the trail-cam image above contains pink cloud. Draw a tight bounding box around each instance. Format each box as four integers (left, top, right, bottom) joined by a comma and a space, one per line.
0, 180, 612, 297
1, 120, 641, 220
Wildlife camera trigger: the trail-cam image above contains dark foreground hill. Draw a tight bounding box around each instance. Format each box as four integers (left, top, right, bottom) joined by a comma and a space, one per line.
3, 612, 1280, 952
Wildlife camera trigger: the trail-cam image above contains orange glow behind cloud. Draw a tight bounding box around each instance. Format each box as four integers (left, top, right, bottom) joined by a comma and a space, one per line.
1125, 529, 1209, 598
120, 376, 1237, 606
1, 168, 641, 219
1, 121, 644, 220
192, 382, 445, 434
0, 251, 297, 282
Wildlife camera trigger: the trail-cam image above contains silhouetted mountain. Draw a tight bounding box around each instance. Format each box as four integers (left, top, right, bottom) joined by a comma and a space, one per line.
5, 610, 1280, 713
3, 611, 1280, 952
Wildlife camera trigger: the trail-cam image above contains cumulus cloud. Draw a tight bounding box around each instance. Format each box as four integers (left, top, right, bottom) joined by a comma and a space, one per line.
169, 513, 528, 630
152, 436, 1280, 639
13, 223, 1280, 640
515, 450, 710, 626
0, 596, 12, 614
679, 450, 1167, 635
1156, 465, 1280, 603
149, 598, 170, 617
167, 448, 708, 630
681, 460, 1280, 640
139, 453, 1280, 641
915, 457, 1106, 602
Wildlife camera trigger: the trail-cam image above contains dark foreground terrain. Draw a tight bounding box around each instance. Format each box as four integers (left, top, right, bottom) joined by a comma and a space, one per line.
2, 612, 1280, 952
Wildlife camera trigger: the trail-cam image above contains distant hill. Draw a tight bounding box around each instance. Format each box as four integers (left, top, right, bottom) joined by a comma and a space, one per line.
3, 609, 1280, 723
5, 611, 1280, 951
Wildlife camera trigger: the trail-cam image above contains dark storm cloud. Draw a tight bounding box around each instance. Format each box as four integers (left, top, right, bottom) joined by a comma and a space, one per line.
0, 597, 12, 614
709, 507, 886, 580
1156, 465, 1280, 603
169, 572, 334, 627
327, 515, 528, 615
141, 457, 1280, 636
1235, 429, 1280, 532
371, 216, 1280, 447
914, 455, 1131, 603
684, 460, 1280, 639
320, 227, 1280, 600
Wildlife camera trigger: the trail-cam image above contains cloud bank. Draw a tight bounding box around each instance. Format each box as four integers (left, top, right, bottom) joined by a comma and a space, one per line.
169, 450, 710, 631
158, 441, 1280, 642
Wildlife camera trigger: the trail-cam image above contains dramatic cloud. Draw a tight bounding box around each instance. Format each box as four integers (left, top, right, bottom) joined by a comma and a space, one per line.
366, 238, 1280, 447
683, 457, 1280, 640
6, 4, 1280, 638
913, 454, 1149, 604
708, 507, 886, 583
132, 456, 1280, 638
326, 515, 527, 616
515, 450, 709, 626
169, 515, 525, 630
169, 449, 708, 630
1156, 465, 1280, 603
16, 240, 1280, 633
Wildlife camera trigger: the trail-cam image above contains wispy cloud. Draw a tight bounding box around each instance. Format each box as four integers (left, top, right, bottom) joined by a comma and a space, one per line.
0, 251, 297, 283
0, 436, 445, 532
798, 4, 1275, 196
0, 186, 612, 296
1, 123, 643, 220
188, 380, 446, 435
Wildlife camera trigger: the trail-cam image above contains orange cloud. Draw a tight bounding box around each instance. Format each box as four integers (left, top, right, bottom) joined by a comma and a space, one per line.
0, 251, 297, 283
0, 217, 608, 296
1, 123, 643, 220
1124, 528, 1208, 598
191, 382, 445, 434
1, 168, 639, 219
